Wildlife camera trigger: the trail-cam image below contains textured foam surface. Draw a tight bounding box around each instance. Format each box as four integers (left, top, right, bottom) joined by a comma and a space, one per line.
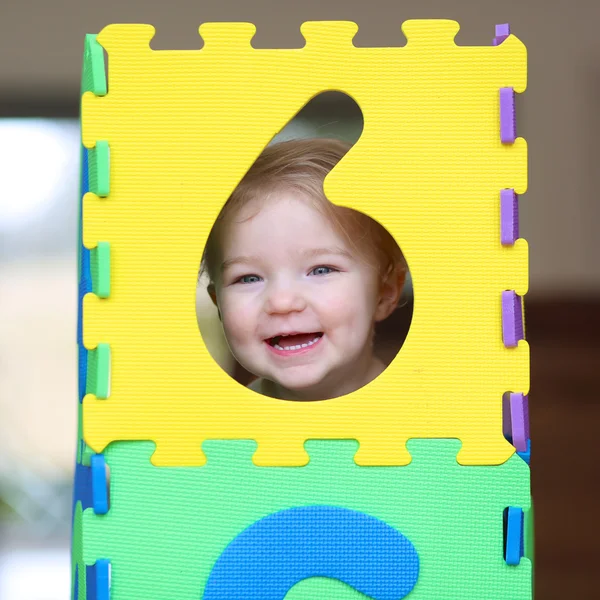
204, 505, 419, 599
79, 439, 531, 599
81, 20, 529, 467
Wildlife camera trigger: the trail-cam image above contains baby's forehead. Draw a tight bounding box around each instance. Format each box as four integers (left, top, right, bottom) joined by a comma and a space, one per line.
217, 195, 308, 238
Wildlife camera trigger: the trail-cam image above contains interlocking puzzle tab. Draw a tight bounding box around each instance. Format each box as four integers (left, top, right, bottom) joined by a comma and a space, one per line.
72, 20, 532, 599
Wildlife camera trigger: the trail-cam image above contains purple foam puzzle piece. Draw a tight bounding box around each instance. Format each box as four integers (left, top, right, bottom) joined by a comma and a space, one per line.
496, 23, 511, 38
493, 23, 511, 45
501, 189, 519, 245
510, 393, 529, 452
502, 393, 512, 439
502, 290, 524, 347
500, 88, 516, 143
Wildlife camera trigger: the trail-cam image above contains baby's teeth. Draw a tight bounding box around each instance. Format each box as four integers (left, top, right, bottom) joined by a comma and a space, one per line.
273, 336, 321, 352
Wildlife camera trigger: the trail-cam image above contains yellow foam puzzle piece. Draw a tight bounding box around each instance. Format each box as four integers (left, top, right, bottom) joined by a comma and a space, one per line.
82, 20, 528, 467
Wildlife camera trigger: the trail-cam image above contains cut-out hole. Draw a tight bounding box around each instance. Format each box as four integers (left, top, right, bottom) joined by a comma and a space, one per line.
197, 92, 413, 401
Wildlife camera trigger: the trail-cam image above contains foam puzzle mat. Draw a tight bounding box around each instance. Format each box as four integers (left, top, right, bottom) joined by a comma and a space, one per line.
73, 19, 532, 599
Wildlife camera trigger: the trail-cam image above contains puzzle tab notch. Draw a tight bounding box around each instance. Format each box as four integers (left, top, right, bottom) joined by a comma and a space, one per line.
86, 559, 110, 600
91, 453, 109, 515
502, 290, 525, 347
500, 87, 517, 143
89, 242, 111, 299
493, 23, 511, 46
82, 34, 107, 96
505, 507, 525, 565
198, 22, 257, 49
88, 141, 110, 197
86, 343, 110, 399
501, 189, 519, 245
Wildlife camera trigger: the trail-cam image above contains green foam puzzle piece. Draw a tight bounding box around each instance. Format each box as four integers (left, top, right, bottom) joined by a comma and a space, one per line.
85, 343, 110, 399
72, 502, 87, 599
88, 141, 110, 197
82, 34, 107, 96
81, 444, 94, 467
90, 241, 111, 298
525, 502, 535, 565
78, 33, 107, 277
79, 439, 531, 599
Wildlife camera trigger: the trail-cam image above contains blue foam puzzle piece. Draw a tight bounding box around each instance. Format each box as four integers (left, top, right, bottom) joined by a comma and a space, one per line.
96, 560, 110, 600
204, 504, 419, 600
517, 439, 531, 465
505, 507, 524, 566
86, 564, 96, 600
73, 462, 94, 513
86, 560, 110, 600
91, 454, 108, 515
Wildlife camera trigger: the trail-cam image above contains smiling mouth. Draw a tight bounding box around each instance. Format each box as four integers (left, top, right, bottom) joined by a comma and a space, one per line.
267, 332, 323, 351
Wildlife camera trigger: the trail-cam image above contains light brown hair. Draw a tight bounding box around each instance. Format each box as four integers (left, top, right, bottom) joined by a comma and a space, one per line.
200, 138, 406, 286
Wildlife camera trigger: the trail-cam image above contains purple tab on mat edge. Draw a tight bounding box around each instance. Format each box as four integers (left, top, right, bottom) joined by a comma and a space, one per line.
502, 290, 524, 347
500, 88, 516, 143
493, 24, 510, 45
502, 393, 512, 439
496, 23, 511, 38
523, 394, 530, 439
510, 393, 529, 452
501, 189, 519, 245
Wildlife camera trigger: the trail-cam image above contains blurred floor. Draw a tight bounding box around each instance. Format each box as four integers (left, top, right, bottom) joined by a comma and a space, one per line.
0, 548, 70, 600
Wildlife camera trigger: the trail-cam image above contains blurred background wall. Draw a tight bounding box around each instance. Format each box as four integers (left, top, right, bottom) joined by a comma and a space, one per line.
0, 1, 598, 598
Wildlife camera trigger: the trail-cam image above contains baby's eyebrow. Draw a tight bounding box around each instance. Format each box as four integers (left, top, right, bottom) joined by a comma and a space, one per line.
220, 247, 353, 273
301, 247, 354, 260
220, 255, 261, 273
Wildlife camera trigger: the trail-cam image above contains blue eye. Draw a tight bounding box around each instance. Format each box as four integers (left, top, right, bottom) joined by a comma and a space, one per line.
237, 274, 261, 284
310, 266, 336, 276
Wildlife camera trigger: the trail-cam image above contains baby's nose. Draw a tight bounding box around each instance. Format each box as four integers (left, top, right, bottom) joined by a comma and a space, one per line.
265, 285, 307, 314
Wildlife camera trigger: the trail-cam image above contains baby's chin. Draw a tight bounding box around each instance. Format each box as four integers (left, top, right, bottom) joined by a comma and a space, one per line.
263, 373, 343, 401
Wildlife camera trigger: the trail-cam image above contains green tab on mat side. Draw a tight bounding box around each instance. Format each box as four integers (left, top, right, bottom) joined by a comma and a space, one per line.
90, 242, 111, 298
525, 501, 535, 563
81, 444, 95, 467
82, 34, 107, 96
86, 343, 110, 399
72, 503, 88, 599
88, 141, 110, 197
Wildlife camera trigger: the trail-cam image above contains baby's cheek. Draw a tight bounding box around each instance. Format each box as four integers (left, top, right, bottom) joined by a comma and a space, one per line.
220, 299, 255, 347
323, 283, 371, 321
320, 287, 374, 344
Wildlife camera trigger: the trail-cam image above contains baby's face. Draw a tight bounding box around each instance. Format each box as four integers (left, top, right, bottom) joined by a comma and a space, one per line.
212, 193, 386, 399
